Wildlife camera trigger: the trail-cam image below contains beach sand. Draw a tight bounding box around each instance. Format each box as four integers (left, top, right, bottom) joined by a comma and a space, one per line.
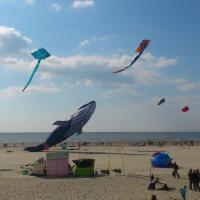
0, 145, 199, 200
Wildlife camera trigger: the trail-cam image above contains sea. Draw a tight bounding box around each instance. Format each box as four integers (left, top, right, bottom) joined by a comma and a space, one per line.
0, 132, 200, 143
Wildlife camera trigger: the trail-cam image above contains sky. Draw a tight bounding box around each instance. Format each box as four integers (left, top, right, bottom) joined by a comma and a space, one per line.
0, 0, 200, 132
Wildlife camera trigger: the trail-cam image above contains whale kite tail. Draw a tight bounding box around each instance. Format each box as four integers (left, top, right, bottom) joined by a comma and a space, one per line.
24, 143, 46, 152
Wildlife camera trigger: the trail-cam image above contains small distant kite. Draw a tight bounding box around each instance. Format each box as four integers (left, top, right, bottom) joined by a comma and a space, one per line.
22, 48, 51, 92
157, 98, 166, 106
112, 39, 151, 73
182, 106, 189, 112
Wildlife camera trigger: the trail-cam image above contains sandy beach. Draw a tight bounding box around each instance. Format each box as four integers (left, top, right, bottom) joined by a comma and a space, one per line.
0, 143, 198, 200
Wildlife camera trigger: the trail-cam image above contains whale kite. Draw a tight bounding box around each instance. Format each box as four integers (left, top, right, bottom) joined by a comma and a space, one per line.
24, 101, 96, 152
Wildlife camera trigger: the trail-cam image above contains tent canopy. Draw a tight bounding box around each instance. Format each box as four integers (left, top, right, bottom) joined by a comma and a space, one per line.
151, 151, 173, 168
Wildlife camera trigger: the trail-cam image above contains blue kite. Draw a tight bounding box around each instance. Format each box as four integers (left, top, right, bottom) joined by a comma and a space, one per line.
22, 48, 51, 92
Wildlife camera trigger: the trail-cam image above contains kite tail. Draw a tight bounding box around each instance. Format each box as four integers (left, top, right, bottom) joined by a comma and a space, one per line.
112, 52, 143, 73
22, 59, 41, 92
24, 143, 45, 152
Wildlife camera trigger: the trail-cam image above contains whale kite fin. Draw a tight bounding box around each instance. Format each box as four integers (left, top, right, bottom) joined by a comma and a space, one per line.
24, 143, 45, 152
53, 120, 70, 126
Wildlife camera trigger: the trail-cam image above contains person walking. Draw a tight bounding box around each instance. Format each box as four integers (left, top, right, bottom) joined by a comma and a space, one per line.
172, 162, 180, 178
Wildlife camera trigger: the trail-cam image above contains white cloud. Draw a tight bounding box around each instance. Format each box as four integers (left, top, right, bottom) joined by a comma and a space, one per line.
51, 3, 62, 12
170, 78, 188, 85
0, 49, 177, 95
44, 54, 123, 69
84, 79, 93, 86
0, 85, 61, 96
133, 68, 161, 85
0, 86, 21, 97
65, 80, 81, 88
122, 52, 177, 85
177, 82, 200, 92
39, 71, 57, 80
91, 34, 118, 41
0, 57, 31, 70
72, 0, 94, 8
139, 52, 177, 68
0, 26, 176, 91
79, 34, 118, 47
31, 53, 177, 88
104, 83, 144, 97
24, 0, 34, 4
0, 26, 32, 57
26, 85, 61, 93
79, 39, 90, 47
170, 78, 200, 92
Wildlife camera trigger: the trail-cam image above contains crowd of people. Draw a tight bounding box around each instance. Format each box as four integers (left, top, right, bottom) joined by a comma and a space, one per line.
70, 139, 200, 147
148, 162, 200, 200
1, 139, 200, 149
148, 174, 187, 200
188, 169, 200, 191
127, 139, 200, 147
81, 139, 200, 147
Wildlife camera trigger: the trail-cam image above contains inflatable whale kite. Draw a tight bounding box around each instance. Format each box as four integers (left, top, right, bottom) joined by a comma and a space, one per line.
24, 101, 96, 152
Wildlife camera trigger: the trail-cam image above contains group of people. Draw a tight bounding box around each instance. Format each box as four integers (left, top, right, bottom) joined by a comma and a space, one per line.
148, 175, 187, 200
148, 165, 200, 200
148, 162, 188, 200
188, 169, 200, 191
128, 139, 200, 147
148, 174, 170, 191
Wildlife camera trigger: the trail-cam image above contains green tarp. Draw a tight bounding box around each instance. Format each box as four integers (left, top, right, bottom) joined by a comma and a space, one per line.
72, 159, 95, 177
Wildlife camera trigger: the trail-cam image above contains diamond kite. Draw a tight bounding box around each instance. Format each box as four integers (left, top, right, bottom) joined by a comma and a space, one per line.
22, 48, 51, 92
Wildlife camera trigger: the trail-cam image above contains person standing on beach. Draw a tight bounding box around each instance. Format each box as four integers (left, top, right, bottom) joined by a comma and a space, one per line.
179, 186, 187, 200
151, 194, 157, 200
197, 169, 200, 191
172, 162, 180, 178
193, 169, 200, 191
150, 174, 154, 182
188, 169, 193, 190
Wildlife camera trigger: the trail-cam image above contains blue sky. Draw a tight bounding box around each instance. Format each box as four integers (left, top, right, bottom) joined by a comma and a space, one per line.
0, 0, 200, 132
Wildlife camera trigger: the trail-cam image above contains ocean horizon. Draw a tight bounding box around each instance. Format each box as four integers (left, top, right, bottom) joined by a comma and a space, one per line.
0, 132, 200, 143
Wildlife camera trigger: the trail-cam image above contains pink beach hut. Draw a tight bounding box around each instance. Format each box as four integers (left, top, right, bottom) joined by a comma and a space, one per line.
46, 151, 69, 177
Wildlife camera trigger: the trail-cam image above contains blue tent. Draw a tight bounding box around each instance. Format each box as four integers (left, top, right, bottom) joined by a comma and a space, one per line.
151, 151, 173, 168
